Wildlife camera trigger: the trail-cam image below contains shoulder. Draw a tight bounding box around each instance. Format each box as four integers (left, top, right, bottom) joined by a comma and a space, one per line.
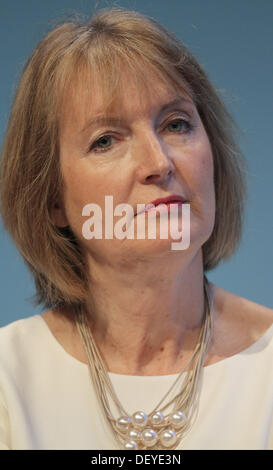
207, 282, 273, 363
41, 308, 86, 363
0, 315, 43, 369
0, 314, 42, 340
0, 314, 40, 338
212, 282, 273, 331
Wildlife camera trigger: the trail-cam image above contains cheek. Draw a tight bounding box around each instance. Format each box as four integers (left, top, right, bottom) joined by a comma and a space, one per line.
181, 136, 215, 224
197, 144, 215, 226
196, 148, 214, 193
196, 144, 215, 214
61, 157, 104, 204
61, 160, 130, 234
182, 137, 214, 195
62, 165, 91, 210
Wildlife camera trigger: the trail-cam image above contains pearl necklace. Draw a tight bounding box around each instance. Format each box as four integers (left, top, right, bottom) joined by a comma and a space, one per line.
76, 275, 213, 450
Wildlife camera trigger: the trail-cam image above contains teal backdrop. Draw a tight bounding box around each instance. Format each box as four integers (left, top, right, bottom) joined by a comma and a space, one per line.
0, 0, 272, 326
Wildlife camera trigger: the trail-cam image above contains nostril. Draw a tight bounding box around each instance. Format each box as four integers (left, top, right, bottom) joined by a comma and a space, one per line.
146, 174, 159, 180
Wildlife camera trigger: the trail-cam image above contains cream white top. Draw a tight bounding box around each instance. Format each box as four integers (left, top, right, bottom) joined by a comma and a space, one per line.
0, 314, 273, 450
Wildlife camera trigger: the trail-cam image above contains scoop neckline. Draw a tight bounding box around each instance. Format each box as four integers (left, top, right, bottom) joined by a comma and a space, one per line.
35, 314, 273, 379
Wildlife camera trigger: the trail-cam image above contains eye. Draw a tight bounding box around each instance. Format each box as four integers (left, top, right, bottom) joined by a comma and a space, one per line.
166, 118, 192, 133
88, 118, 193, 154
89, 134, 116, 153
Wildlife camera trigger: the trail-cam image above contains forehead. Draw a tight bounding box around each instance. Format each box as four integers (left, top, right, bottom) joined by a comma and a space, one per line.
59, 62, 193, 133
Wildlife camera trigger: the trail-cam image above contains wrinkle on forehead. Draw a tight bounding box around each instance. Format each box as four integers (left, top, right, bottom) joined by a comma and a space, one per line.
59, 55, 193, 137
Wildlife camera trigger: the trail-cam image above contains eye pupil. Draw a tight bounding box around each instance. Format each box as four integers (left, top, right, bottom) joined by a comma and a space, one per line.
168, 119, 186, 132
98, 136, 111, 147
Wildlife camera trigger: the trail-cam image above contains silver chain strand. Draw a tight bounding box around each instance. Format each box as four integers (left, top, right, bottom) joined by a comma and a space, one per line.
76, 274, 213, 450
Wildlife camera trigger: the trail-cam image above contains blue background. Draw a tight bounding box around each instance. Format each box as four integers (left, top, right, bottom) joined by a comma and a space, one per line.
0, 0, 272, 327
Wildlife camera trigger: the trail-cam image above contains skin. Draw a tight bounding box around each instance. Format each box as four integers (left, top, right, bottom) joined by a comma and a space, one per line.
45, 66, 273, 376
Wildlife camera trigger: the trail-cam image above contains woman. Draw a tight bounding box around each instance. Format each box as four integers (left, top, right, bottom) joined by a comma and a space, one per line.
0, 8, 272, 450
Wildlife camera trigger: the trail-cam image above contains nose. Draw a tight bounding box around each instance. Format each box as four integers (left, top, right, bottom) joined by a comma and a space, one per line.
134, 128, 175, 185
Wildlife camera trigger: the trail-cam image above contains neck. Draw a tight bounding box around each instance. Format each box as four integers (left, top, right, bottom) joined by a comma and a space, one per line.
84, 249, 209, 375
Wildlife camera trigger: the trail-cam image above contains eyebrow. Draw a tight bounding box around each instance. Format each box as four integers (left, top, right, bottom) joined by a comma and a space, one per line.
80, 97, 194, 134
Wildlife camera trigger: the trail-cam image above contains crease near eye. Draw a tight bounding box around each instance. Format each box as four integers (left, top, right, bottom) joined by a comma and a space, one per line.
88, 117, 193, 154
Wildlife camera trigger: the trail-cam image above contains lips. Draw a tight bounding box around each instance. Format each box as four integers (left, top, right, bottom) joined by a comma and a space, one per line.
135, 195, 188, 216
146, 195, 187, 209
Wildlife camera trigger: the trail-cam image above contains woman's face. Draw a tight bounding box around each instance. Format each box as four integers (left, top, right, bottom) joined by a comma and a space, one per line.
54, 65, 215, 265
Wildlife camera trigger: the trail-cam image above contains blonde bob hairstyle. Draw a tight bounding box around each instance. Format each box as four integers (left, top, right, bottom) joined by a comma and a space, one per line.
0, 7, 248, 312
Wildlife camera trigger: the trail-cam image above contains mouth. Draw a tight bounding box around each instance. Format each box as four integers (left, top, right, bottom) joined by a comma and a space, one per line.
135, 195, 188, 216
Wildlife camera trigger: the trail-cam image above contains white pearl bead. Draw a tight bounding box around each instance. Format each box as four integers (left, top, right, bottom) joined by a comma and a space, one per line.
116, 415, 131, 433
159, 428, 177, 448
132, 411, 147, 428
124, 440, 137, 450
127, 428, 141, 441
141, 428, 158, 447
150, 411, 164, 426
169, 411, 185, 428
